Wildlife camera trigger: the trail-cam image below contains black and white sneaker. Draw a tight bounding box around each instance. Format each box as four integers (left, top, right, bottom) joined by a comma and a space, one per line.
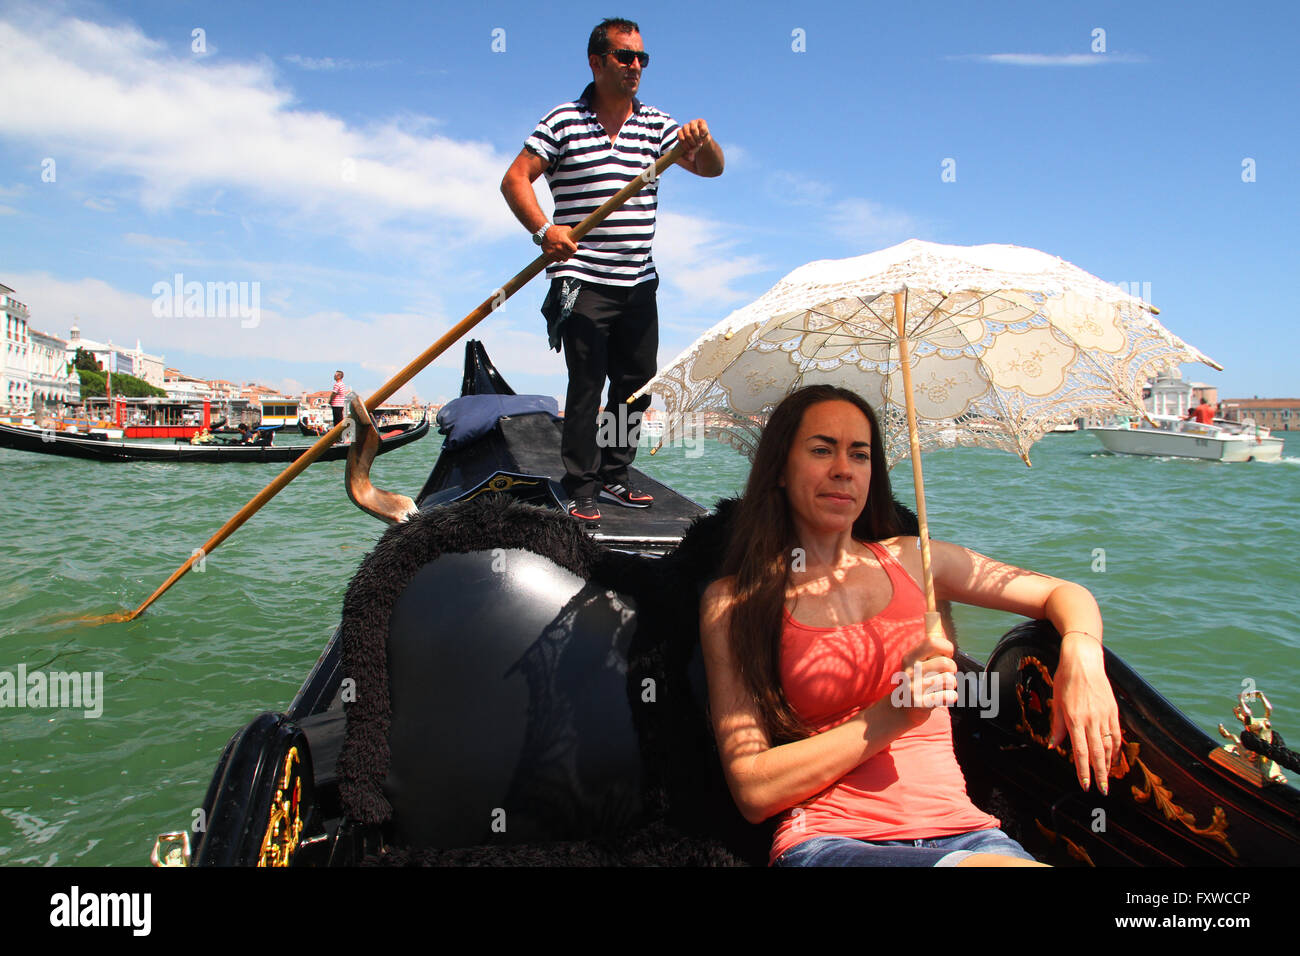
601, 482, 653, 508
567, 496, 601, 526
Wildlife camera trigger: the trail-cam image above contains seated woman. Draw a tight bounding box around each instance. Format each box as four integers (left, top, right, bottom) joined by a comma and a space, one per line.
699, 385, 1121, 867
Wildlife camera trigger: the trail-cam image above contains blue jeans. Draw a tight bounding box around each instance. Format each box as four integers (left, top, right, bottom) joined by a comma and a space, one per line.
772, 828, 1037, 867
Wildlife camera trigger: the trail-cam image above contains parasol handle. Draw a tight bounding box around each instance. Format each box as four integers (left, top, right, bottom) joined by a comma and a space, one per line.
892, 290, 939, 618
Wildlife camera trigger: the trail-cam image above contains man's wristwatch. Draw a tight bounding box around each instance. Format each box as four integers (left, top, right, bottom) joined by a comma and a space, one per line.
532, 222, 552, 246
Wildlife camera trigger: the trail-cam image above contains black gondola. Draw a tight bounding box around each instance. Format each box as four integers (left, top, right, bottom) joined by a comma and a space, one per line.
159, 341, 1299, 868
0, 415, 428, 463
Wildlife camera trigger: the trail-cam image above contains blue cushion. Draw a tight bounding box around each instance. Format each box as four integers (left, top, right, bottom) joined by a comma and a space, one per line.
436, 394, 559, 450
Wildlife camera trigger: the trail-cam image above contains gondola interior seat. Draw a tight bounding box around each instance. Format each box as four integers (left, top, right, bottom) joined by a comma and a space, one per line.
334, 494, 768, 865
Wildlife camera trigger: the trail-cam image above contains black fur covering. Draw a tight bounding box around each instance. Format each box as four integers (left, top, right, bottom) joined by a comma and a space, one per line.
336, 496, 606, 829
337, 494, 928, 866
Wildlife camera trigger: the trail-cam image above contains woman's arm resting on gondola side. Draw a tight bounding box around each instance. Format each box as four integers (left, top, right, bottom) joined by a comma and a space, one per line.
929, 540, 1122, 794
699, 576, 956, 824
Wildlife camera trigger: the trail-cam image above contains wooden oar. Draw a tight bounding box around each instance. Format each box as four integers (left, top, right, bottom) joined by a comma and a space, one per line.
87, 141, 690, 624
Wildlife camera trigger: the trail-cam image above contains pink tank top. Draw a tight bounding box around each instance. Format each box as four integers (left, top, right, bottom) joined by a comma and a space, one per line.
768, 540, 999, 864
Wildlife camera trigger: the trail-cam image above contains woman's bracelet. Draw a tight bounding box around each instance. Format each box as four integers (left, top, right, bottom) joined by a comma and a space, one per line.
1061, 629, 1100, 642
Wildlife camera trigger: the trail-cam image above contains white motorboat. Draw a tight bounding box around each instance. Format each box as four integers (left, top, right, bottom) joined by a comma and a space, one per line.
1089, 414, 1284, 462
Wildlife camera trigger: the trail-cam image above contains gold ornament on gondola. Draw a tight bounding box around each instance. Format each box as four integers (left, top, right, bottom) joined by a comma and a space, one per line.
257, 747, 304, 867
1033, 819, 1096, 866
1214, 690, 1289, 786
465, 474, 540, 500
1129, 752, 1236, 857
1011, 655, 1238, 858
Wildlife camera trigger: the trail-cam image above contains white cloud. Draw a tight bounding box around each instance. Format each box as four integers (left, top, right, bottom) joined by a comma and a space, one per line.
825, 198, 921, 249
654, 211, 767, 306
83, 197, 116, 212
438, 323, 565, 381
719, 142, 746, 168
761, 171, 922, 252
0, 13, 517, 239
0, 204, 16, 215
953, 53, 1147, 67
765, 170, 832, 206
273, 377, 307, 396
284, 54, 396, 71
124, 233, 189, 251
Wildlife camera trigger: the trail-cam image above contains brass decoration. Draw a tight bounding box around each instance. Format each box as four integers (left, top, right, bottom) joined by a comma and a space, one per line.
1063, 835, 1094, 866
344, 395, 417, 524
1110, 740, 1136, 781
1012, 656, 1237, 857
1215, 690, 1288, 785
1033, 818, 1095, 867
257, 746, 304, 868
150, 830, 191, 867
1012, 656, 1067, 756
464, 474, 541, 500
1129, 748, 1237, 858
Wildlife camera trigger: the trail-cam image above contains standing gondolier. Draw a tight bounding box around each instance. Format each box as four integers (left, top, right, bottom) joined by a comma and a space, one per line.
501, 17, 723, 526
329, 370, 348, 427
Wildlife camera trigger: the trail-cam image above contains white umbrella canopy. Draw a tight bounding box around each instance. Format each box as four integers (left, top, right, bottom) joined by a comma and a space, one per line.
640, 238, 1220, 467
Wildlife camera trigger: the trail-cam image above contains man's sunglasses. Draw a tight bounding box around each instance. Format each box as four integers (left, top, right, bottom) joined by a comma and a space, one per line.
604, 48, 649, 68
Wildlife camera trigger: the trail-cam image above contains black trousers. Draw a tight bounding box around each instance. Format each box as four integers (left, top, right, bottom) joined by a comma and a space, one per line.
558, 278, 658, 499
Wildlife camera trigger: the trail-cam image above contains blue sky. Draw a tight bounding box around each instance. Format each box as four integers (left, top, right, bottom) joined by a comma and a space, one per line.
1, 0, 1296, 404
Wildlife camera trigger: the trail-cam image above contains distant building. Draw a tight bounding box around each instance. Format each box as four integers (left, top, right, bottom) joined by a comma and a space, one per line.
1143, 369, 1192, 417
2, 282, 32, 413
1220, 398, 1300, 431
240, 384, 283, 404
67, 320, 166, 386
29, 328, 79, 411
1141, 369, 1218, 418
162, 376, 216, 404
205, 379, 240, 399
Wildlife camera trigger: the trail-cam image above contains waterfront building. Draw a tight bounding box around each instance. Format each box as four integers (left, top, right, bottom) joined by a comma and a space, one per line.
67, 320, 166, 387
1, 282, 32, 413
29, 328, 79, 412
162, 374, 217, 404
1141, 369, 1216, 417
1220, 398, 1300, 431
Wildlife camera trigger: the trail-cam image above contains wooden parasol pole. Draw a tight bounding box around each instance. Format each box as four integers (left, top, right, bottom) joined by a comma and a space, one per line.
892, 290, 945, 643
89, 142, 690, 625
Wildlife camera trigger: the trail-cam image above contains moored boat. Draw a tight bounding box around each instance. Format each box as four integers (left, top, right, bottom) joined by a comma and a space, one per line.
156, 342, 1300, 867
0, 414, 428, 463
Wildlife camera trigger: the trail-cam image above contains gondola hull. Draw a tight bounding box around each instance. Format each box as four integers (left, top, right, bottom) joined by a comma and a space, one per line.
176, 342, 1300, 867
0, 417, 428, 463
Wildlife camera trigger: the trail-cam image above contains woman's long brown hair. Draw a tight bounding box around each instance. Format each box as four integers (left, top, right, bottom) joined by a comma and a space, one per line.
720, 386, 903, 742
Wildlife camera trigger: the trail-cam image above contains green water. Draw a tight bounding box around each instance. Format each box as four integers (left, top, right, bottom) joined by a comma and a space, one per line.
1, 430, 1298, 865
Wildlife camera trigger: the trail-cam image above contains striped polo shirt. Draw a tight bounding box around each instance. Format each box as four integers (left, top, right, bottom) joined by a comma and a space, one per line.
525, 83, 679, 287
